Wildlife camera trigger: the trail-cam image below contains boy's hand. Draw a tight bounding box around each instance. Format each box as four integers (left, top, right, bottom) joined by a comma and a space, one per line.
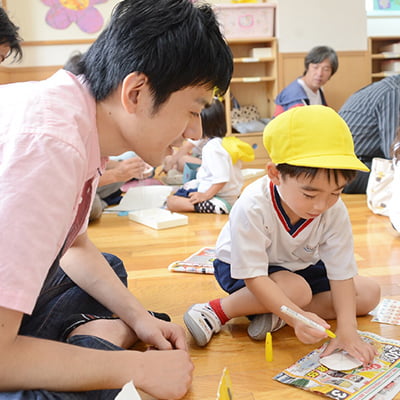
291, 311, 331, 344
320, 328, 377, 366
188, 191, 211, 204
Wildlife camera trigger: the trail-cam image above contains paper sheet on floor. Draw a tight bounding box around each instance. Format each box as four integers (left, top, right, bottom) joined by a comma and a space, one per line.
105, 185, 173, 212
115, 381, 142, 400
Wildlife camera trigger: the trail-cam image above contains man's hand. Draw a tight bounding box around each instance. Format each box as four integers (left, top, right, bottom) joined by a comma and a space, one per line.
131, 313, 188, 351
136, 349, 193, 399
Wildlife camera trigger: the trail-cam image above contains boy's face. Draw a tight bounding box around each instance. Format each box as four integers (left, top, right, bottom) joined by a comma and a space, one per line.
271, 167, 347, 222
303, 58, 333, 92
121, 82, 212, 166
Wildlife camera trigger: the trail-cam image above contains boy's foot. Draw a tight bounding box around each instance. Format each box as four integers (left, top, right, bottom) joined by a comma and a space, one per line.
184, 303, 222, 346
247, 313, 286, 340
211, 197, 231, 214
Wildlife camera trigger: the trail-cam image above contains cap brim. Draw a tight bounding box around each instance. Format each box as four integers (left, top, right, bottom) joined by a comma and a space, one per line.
285, 155, 370, 172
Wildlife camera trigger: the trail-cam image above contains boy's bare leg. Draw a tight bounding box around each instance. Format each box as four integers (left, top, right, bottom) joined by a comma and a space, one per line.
304, 275, 381, 319
166, 195, 195, 213
221, 271, 313, 318
68, 319, 138, 349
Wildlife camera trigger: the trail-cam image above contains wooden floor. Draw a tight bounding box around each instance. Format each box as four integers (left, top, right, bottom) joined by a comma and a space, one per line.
88, 190, 400, 400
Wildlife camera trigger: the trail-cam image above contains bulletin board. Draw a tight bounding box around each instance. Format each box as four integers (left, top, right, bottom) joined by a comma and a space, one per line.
7, 0, 121, 43
367, 0, 400, 16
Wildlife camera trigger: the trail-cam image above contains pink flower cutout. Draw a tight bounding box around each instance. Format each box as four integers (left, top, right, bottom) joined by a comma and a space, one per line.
41, 0, 108, 34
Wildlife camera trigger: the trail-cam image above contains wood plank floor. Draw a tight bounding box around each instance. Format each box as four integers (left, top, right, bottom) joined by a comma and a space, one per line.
88, 192, 400, 400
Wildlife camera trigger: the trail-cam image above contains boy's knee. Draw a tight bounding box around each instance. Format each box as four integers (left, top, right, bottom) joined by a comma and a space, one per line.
357, 277, 381, 315
166, 195, 176, 211
297, 286, 313, 308
272, 272, 312, 306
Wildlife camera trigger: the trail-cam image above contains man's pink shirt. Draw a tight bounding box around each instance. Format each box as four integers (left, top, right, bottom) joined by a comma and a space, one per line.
0, 70, 104, 314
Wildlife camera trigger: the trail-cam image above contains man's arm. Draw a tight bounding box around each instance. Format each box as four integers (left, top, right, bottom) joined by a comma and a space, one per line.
0, 305, 192, 398
0, 231, 193, 397
60, 231, 187, 351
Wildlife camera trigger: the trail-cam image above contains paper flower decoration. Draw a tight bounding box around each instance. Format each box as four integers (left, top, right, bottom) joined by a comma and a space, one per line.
41, 0, 108, 34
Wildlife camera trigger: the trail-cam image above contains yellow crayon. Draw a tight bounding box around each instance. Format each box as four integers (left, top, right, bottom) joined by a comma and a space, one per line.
265, 332, 273, 362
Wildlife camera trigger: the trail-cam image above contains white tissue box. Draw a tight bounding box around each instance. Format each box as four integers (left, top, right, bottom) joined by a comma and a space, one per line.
129, 208, 188, 230
250, 47, 272, 58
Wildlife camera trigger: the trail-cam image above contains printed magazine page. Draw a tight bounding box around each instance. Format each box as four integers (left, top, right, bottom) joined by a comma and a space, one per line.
274, 331, 400, 400
168, 247, 215, 274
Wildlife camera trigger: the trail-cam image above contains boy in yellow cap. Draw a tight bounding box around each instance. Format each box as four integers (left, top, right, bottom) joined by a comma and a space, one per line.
184, 105, 380, 366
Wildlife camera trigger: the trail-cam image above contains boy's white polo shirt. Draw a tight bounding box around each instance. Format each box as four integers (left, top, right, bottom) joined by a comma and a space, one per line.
216, 175, 358, 281
196, 137, 243, 205
0, 69, 103, 314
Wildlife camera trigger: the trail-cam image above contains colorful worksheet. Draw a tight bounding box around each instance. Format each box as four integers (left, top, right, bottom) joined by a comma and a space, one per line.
274, 331, 400, 399
168, 247, 215, 274
370, 298, 400, 326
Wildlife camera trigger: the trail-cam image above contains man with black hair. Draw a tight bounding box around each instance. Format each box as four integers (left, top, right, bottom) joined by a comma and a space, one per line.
0, 1, 233, 398
0, 7, 22, 63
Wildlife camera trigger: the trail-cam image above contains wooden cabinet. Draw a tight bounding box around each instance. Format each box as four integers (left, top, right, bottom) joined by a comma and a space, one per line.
369, 36, 400, 83
224, 37, 277, 167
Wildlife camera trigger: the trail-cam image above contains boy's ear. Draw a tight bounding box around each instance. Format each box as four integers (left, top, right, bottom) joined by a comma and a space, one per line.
120, 72, 148, 113
266, 162, 281, 185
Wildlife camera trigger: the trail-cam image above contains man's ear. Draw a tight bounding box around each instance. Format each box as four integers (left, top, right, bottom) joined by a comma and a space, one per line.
120, 72, 148, 113
266, 162, 281, 185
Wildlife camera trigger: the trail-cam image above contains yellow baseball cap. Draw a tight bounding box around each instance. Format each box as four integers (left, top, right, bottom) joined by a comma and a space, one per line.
263, 105, 369, 172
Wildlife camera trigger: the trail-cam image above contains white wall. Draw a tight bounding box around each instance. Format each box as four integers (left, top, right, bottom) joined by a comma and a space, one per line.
367, 17, 400, 36
5, 0, 400, 67
274, 0, 368, 52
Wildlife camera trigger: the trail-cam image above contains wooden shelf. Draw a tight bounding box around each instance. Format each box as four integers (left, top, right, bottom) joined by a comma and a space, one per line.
369, 37, 400, 82
371, 53, 400, 60
231, 76, 275, 83
371, 71, 399, 78
224, 37, 277, 166
233, 57, 275, 63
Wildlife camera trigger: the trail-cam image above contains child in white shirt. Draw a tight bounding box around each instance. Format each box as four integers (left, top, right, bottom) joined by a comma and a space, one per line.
166, 99, 254, 214
184, 106, 380, 368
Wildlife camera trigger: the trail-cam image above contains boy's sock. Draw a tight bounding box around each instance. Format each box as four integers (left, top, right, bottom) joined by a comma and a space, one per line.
209, 298, 230, 325
194, 200, 216, 213
194, 198, 230, 214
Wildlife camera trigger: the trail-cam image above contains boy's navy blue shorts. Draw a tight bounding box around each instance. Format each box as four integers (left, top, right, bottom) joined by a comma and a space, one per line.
213, 258, 330, 295
174, 187, 197, 197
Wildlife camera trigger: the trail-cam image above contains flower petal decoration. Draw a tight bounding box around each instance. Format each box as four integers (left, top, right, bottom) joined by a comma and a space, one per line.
41, 0, 107, 34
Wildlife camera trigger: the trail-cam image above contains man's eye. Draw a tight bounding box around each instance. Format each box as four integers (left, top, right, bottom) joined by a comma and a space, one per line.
303, 193, 315, 199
